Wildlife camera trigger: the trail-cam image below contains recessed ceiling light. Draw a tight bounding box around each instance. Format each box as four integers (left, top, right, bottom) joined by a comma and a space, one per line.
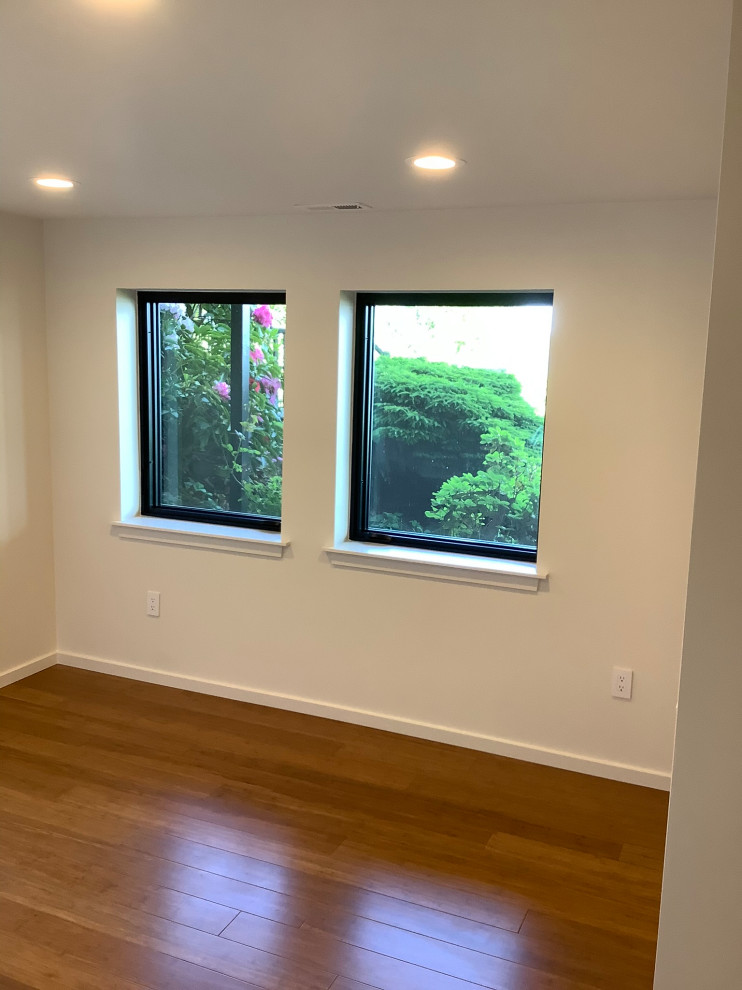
33, 177, 76, 190
410, 155, 464, 170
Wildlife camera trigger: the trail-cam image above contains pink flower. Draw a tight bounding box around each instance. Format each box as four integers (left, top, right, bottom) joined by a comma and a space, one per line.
252, 305, 273, 328
249, 346, 265, 364
258, 375, 281, 406
212, 380, 230, 402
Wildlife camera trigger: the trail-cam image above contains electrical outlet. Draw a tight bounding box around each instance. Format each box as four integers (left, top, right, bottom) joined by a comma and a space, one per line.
146, 591, 160, 618
612, 666, 633, 700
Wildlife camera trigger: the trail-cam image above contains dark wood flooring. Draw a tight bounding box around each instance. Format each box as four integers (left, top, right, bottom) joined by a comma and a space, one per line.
0, 665, 668, 990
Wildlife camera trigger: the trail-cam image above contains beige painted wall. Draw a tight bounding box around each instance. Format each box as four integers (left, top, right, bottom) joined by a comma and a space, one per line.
0, 212, 56, 675
43, 200, 714, 783
654, 2, 742, 984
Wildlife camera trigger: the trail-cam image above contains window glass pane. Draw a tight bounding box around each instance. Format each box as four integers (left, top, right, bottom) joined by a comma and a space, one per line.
367, 302, 552, 550
158, 300, 285, 518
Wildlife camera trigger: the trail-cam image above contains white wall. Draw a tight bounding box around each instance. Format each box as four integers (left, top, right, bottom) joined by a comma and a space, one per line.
43, 201, 715, 784
0, 212, 56, 680
654, 2, 742, 984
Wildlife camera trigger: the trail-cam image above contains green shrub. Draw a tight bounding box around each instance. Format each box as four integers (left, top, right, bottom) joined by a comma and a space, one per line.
371, 356, 543, 546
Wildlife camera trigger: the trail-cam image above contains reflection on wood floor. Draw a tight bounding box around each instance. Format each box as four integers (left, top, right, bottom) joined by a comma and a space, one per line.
0, 665, 667, 989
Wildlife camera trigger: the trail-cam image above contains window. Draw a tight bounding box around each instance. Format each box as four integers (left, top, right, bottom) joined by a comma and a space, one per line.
350, 291, 553, 562
138, 291, 286, 530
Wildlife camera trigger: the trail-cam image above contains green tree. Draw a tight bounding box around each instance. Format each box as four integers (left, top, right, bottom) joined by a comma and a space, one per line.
426, 423, 543, 545
369, 356, 543, 545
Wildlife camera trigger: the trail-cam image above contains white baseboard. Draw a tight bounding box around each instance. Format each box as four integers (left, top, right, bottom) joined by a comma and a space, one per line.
0, 652, 57, 689
55, 650, 671, 790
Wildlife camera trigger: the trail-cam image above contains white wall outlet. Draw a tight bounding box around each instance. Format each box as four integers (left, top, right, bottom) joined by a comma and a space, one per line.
612, 666, 633, 699
146, 590, 160, 617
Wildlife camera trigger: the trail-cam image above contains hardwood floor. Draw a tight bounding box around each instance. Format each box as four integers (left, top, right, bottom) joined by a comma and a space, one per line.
0, 665, 668, 990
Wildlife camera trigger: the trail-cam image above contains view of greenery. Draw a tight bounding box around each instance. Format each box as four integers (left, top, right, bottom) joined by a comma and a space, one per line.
155, 301, 545, 545
159, 301, 285, 517
369, 355, 545, 547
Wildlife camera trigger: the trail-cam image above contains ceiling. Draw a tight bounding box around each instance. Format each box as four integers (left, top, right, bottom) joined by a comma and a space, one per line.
0, 0, 733, 219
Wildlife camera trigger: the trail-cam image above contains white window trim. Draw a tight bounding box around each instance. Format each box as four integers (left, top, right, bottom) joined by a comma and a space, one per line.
112, 516, 288, 558
115, 291, 286, 559
324, 540, 546, 591
329, 294, 547, 593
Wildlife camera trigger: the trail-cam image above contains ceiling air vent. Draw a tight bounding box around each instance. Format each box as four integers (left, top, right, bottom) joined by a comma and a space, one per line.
295, 202, 372, 212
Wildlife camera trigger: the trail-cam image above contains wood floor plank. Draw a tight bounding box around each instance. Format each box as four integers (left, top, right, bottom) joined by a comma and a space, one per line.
216, 770, 505, 845
0, 903, 267, 990
0, 979, 37, 990
0, 815, 308, 929
222, 912, 499, 990
0, 766, 344, 882
63, 780, 345, 860
0, 666, 667, 989
486, 832, 662, 907
335, 743, 624, 860
0, 891, 336, 990
0, 689, 377, 785
0, 930, 151, 990
0, 779, 527, 935
0, 785, 135, 846
0, 728, 218, 798
28, 666, 390, 748
619, 843, 665, 871
408, 762, 668, 853
519, 911, 656, 990
0, 824, 241, 937
296, 901, 650, 990
131, 830, 526, 936
0, 805, 525, 940
0, 744, 75, 801
0, 703, 347, 810
3, 671, 342, 756
135, 887, 240, 935
0, 739, 347, 857
334, 835, 659, 939
300, 912, 599, 990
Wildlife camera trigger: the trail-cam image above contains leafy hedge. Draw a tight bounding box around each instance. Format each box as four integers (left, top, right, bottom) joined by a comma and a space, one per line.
371, 356, 544, 546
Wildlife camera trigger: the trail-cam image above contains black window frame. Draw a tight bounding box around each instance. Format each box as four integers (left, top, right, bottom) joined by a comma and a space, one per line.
138, 290, 286, 532
349, 290, 554, 563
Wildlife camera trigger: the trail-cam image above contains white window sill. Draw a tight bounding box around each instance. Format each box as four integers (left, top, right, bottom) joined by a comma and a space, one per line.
112, 517, 288, 558
324, 541, 547, 592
